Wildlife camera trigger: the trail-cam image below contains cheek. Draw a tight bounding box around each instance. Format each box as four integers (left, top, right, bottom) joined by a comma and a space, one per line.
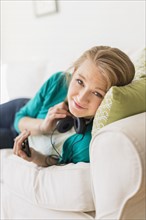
67, 81, 76, 97
67, 86, 74, 106
67, 86, 73, 99
89, 99, 102, 115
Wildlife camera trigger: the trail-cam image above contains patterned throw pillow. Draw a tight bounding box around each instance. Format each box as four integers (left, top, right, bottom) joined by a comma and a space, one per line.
92, 77, 146, 137
134, 48, 146, 79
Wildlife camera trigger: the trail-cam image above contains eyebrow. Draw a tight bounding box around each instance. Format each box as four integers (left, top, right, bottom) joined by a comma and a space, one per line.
78, 73, 86, 80
78, 73, 106, 93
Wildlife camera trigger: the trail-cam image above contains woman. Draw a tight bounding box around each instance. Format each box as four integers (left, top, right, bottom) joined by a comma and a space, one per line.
13, 46, 135, 166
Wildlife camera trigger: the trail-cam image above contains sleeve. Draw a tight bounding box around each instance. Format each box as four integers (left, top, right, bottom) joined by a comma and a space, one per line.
14, 72, 64, 133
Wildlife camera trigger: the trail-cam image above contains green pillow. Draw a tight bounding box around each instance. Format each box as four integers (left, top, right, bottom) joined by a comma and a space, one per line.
92, 77, 146, 136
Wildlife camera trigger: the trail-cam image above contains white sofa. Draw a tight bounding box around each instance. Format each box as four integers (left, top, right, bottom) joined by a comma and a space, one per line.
1, 112, 145, 219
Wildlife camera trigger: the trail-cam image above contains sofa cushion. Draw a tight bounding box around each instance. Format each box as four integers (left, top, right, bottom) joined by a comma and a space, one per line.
92, 77, 146, 136
4, 61, 49, 100
1, 149, 94, 212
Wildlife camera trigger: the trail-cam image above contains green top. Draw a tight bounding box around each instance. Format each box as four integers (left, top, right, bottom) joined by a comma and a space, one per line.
14, 72, 92, 164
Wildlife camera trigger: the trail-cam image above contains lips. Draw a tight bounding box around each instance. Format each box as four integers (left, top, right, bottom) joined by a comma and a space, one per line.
73, 99, 86, 109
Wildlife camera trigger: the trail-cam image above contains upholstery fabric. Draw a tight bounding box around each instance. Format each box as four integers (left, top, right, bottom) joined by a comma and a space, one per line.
1, 149, 94, 212
1, 185, 94, 220
90, 112, 145, 220
134, 48, 146, 79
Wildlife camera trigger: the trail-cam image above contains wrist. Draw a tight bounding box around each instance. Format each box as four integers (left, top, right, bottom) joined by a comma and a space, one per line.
32, 150, 46, 167
45, 155, 59, 167
38, 122, 46, 135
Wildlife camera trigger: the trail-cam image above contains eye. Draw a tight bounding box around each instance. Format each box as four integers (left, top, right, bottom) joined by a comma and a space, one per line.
93, 91, 103, 98
76, 79, 84, 86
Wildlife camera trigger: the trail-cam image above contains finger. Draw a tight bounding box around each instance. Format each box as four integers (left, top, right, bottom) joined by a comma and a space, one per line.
59, 101, 69, 110
18, 149, 28, 159
49, 109, 69, 116
14, 131, 29, 147
49, 102, 68, 112
14, 130, 30, 156
43, 113, 68, 128
14, 130, 30, 142
13, 132, 24, 154
18, 148, 32, 161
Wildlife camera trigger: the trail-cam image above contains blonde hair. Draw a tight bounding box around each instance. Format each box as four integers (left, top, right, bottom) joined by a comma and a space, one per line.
69, 46, 135, 91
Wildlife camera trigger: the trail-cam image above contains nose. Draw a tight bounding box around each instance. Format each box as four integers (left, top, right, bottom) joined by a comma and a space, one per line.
77, 89, 89, 104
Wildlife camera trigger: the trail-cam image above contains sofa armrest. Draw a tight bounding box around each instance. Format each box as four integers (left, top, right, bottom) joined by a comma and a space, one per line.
90, 113, 145, 220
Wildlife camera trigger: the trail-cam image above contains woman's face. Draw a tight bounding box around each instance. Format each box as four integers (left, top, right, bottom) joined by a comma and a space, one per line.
67, 59, 107, 118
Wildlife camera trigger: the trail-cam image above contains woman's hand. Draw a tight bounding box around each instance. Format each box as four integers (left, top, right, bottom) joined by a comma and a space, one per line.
13, 130, 59, 167
39, 101, 70, 134
13, 130, 42, 164
13, 130, 30, 158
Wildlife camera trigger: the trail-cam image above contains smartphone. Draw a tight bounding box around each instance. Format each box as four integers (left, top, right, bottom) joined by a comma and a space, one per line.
21, 138, 31, 157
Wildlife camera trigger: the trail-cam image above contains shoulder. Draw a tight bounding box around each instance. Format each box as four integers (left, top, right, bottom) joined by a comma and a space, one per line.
42, 71, 70, 90
46, 71, 71, 84
39, 71, 71, 99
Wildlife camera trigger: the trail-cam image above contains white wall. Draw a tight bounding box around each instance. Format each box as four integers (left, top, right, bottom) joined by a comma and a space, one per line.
0, 0, 145, 103
1, 0, 145, 70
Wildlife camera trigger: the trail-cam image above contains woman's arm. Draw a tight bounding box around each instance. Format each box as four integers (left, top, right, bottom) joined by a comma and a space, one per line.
18, 117, 43, 135
14, 78, 49, 134
18, 101, 70, 135
14, 72, 69, 135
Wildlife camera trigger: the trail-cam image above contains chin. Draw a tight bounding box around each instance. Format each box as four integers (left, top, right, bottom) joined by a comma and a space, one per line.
69, 107, 81, 118
69, 107, 88, 118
